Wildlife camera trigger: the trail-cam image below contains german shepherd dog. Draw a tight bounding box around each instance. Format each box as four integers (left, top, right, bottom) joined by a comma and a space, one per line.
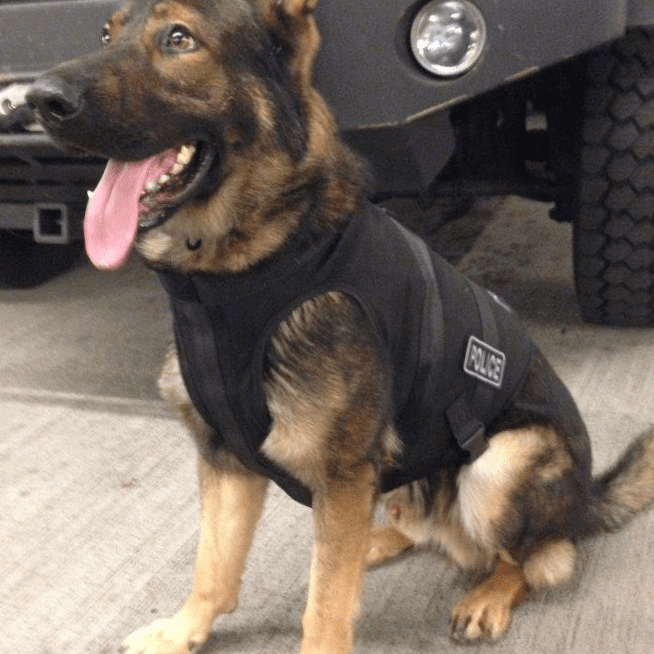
28, 1, 654, 653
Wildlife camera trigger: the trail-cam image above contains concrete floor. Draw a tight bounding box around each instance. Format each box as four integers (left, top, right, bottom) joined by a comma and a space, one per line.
2, 196, 654, 654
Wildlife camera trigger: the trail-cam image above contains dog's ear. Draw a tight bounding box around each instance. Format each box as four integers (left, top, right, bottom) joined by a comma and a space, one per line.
275, 0, 319, 18
259, 0, 321, 83
260, 0, 319, 23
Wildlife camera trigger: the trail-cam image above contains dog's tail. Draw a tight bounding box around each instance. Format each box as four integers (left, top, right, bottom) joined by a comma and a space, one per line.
584, 427, 654, 535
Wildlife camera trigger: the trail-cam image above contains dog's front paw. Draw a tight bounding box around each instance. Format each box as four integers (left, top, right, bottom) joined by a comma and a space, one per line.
120, 617, 210, 654
450, 591, 512, 643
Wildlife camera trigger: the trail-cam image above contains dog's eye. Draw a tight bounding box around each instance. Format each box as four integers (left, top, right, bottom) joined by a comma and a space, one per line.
164, 25, 197, 52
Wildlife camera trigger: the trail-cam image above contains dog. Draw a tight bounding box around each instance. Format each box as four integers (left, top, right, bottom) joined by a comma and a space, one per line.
28, 1, 654, 652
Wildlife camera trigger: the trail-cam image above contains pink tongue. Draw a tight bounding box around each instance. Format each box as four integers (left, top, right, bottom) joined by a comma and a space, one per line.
84, 151, 177, 269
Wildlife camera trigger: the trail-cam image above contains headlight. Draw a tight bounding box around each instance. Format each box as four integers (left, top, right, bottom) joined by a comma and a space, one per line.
410, 0, 487, 77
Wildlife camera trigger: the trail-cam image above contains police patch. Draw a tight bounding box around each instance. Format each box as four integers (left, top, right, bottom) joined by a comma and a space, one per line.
463, 336, 506, 388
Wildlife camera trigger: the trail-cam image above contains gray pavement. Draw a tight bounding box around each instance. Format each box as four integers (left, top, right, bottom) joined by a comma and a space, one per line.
2, 197, 654, 654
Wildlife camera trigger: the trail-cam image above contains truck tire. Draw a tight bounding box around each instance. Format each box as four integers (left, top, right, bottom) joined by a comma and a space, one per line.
0, 231, 83, 288
573, 28, 654, 326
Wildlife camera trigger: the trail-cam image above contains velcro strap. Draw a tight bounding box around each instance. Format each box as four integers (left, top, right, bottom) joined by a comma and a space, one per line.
445, 394, 488, 460
446, 280, 506, 462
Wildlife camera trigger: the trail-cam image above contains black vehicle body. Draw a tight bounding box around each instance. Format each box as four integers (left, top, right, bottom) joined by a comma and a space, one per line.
1, 0, 654, 323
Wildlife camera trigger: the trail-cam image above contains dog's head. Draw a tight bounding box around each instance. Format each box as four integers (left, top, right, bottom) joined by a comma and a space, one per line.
28, 0, 362, 272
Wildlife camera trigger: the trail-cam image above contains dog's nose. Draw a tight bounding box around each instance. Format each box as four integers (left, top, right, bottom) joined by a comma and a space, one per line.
27, 76, 83, 123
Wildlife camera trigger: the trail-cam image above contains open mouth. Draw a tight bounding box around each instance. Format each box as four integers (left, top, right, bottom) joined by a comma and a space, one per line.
84, 140, 216, 270
137, 141, 214, 232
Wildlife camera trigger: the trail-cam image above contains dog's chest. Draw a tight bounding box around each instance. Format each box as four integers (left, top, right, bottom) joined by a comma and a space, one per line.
157, 205, 534, 505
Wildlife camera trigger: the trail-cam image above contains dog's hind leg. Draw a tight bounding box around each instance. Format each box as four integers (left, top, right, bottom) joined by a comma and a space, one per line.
121, 456, 268, 654
300, 463, 377, 654
366, 525, 415, 567
449, 537, 577, 643
450, 555, 527, 642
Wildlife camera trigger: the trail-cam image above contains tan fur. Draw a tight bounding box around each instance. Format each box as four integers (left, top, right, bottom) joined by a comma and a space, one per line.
260, 0, 322, 83
455, 428, 549, 551
605, 432, 654, 515
365, 525, 415, 568
138, 104, 362, 273
262, 320, 348, 490
523, 539, 577, 590
374, 427, 565, 571
31, 0, 654, 652
366, 425, 584, 640
134, 0, 364, 275
451, 558, 527, 642
301, 463, 377, 654
382, 505, 487, 571
122, 458, 269, 654
262, 292, 401, 491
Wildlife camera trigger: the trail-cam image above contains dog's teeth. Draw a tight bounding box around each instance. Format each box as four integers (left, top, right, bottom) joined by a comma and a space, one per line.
170, 162, 184, 175
177, 145, 194, 165
157, 174, 170, 185
87, 190, 94, 198
145, 181, 160, 193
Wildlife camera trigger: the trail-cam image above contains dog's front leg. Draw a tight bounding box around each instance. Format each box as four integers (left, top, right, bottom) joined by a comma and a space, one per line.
300, 464, 377, 654
121, 456, 268, 654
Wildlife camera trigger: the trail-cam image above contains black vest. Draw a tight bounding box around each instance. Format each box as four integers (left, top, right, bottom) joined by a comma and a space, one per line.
157, 204, 535, 506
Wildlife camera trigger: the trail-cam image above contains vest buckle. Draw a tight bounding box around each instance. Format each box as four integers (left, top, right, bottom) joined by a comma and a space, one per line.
446, 394, 489, 463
